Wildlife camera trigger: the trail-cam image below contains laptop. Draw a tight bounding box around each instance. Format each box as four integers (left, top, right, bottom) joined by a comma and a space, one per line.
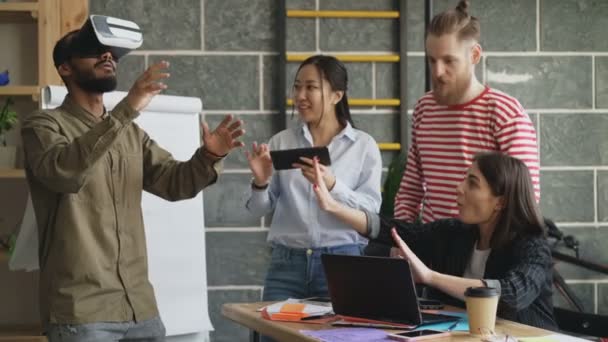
321, 254, 459, 328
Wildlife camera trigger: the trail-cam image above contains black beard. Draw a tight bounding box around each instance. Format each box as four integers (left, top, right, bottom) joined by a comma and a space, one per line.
75, 75, 117, 93
70, 60, 118, 93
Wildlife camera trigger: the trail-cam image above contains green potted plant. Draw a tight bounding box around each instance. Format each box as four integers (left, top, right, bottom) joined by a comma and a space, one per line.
380, 151, 408, 217
0, 97, 18, 168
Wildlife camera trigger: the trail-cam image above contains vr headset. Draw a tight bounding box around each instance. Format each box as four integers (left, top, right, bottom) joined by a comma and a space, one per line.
54, 15, 143, 67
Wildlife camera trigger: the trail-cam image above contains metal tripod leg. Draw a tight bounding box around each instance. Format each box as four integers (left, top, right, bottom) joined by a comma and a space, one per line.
553, 268, 585, 312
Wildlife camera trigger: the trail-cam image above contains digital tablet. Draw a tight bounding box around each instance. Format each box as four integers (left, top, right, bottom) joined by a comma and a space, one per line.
269, 147, 331, 170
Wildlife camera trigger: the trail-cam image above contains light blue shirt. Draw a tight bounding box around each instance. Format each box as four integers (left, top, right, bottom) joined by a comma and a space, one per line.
246, 122, 382, 248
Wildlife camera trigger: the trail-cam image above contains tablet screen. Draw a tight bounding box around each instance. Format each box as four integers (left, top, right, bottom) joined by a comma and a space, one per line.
269, 147, 331, 170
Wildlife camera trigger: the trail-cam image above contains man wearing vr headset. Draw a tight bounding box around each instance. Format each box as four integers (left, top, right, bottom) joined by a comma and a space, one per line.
21, 17, 244, 341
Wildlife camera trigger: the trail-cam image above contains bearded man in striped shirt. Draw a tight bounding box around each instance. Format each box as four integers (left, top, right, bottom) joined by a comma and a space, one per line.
394, 0, 540, 223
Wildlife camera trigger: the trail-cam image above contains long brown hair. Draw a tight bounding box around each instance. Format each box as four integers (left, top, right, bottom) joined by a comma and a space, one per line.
428, 0, 480, 42
474, 152, 545, 250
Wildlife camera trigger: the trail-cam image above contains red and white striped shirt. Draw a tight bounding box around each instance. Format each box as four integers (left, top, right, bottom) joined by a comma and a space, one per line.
394, 87, 540, 223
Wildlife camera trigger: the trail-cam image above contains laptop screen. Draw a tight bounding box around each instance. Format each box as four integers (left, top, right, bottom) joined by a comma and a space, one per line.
321, 254, 422, 325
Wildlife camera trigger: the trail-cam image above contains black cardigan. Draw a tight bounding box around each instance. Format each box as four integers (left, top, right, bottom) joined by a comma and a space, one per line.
367, 215, 558, 331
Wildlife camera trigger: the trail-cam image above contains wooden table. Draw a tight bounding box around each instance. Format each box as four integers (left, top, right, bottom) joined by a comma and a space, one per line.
222, 302, 557, 342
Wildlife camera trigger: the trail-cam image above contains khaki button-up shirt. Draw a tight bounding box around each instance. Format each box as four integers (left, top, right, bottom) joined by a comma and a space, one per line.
21, 96, 222, 326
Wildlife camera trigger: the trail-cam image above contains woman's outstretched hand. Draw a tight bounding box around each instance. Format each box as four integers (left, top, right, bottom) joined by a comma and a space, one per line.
391, 228, 434, 285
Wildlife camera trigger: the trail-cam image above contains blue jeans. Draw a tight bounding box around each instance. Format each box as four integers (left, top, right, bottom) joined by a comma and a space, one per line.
46, 316, 166, 342
262, 243, 364, 301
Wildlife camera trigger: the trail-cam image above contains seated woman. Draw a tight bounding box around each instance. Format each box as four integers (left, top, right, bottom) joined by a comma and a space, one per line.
310, 152, 557, 330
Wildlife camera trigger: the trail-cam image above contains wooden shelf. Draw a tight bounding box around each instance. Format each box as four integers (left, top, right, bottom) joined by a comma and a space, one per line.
0, 168, 25, 178
0, 2, 38, 22
0, 2, 38, 12
0, 86, 39, 100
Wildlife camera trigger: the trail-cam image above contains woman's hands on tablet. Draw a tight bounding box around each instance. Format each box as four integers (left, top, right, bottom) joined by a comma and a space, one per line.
294, 156, 336, 190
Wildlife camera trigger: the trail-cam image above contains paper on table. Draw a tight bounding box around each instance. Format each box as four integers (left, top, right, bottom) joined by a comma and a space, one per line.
301, 327, 393, 342
263, 298, 333, 316
415, 310, 469, 332
415, 319, 469, 332
434, 310, 468, 318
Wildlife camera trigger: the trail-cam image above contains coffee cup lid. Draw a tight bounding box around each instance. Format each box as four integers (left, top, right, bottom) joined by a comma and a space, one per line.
464, 286, 499, 298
